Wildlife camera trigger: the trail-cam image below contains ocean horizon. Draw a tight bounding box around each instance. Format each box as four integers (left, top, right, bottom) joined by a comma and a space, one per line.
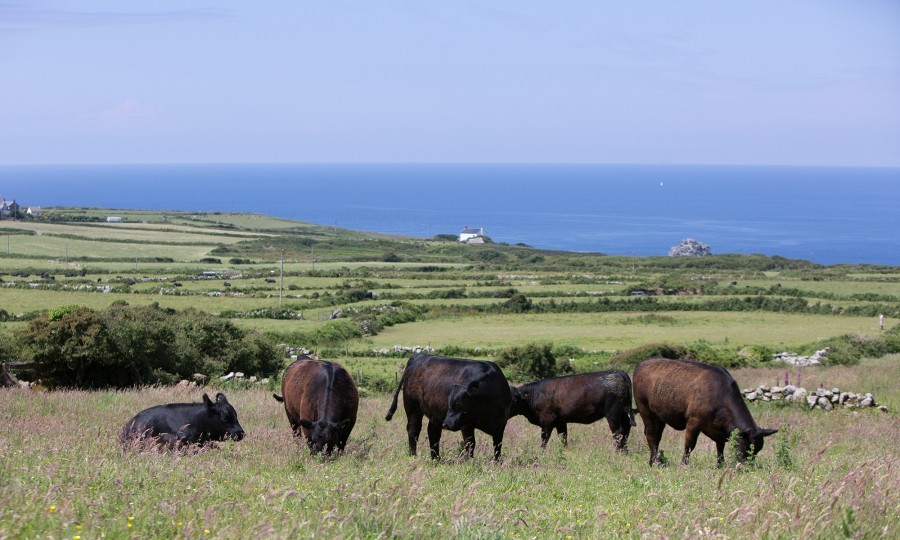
2, 163, 899, 266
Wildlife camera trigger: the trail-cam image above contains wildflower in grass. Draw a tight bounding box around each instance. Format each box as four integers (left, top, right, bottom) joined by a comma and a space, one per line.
204, 529, 210, 534
48, 505, 56, 513
75, 524, 82, 530
128, 516, 134, 521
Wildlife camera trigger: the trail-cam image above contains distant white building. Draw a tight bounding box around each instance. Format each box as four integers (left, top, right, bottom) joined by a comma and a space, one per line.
459, 226, 485, 243
26, 206, 42, 217
106, 216, 122, 222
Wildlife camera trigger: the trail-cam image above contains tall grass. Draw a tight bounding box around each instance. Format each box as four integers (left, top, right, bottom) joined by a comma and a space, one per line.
2, 359, 897, 538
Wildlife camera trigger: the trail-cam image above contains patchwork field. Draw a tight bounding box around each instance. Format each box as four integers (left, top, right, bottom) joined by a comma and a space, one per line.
1, 208, 898, 538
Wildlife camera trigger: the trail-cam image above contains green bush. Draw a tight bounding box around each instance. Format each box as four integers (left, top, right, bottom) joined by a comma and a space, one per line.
608, 343, 687, 370
15, 304, 279, 389
501, 293, 532, 313
496, 343, 572, 382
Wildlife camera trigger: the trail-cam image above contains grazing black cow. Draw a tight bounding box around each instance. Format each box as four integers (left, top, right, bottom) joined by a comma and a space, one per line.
633, 357, 778, 467
273, 358, 358, 455
385, 354, 512, 461
510, 370, 637, 451
120, 393, 245, 449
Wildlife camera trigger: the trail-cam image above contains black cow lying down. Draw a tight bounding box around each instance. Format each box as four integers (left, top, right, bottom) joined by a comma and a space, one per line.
510, 370, 637, 452
120, 393, 245, 450
386, 354, 512, 461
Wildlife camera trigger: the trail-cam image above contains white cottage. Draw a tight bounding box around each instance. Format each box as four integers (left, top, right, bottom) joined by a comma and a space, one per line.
458, 226, 485, 243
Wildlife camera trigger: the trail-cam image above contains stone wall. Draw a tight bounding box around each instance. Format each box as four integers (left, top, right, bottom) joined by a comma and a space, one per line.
742, 384, 888, 412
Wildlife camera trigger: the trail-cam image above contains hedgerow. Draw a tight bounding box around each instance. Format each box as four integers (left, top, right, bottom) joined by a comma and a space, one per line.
13, 303, 280, 389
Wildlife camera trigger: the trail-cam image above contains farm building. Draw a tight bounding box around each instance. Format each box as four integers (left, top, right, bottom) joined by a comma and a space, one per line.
0, 198, 19, 219
26, 206, 42, 217
106, 216, 122, 223
459, 226, 485, 243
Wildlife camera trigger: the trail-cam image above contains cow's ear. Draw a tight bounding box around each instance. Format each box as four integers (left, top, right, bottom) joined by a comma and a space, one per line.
466, 379, 481, 396
202, 393, 214, 407
272, 393, 284, 403
298, 419, 314, 429
215, 393, 227, 404
758, 428, 779, 438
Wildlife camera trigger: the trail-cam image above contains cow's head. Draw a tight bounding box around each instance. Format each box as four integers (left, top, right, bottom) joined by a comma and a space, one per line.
297, 418, 352, 455
443, 380, 482, 431
508, 386, 530, 418
202, 393, 245, 441
736, 427, 778, 461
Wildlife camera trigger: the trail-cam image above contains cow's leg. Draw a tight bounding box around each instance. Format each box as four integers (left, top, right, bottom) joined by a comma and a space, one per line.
427, 420, 443, 460
491, 422, 507, 461
607, 416, 629, 453
715, 439, 726, 468
642, 413, 666, 467
405, 412, 423, 456
540, 425, 553, 448
681, 420, 701, 466
557, 423, 568, 447
461, 426, 476, 458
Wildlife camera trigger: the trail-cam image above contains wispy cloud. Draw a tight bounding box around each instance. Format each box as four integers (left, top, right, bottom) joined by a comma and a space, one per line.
0, 2, 227, 32
100, 99, 160, 128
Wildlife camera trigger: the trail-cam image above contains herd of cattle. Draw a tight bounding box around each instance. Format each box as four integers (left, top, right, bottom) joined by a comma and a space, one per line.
121, 354, 778, 467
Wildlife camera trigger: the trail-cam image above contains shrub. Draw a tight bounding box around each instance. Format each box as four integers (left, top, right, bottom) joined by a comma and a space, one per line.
496, 343, 572, 382
608, 343, 687, 370
16, 304, 279, 389
741, 344, 775, 364
501, 293, 532, 313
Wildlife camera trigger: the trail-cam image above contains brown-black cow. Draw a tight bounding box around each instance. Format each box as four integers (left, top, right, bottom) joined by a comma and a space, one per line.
273, 358, 358, 455
633, 357, 778, 467
385, 354, 512, 461
510, 370, 637, 451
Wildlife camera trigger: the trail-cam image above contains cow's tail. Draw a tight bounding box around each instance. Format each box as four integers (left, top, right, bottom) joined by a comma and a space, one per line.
384, 368, 407, 421
623, 372, 638, 427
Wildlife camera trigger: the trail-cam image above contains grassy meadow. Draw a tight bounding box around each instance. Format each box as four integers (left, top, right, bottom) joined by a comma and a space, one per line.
1, 208, 899, 538
2, 356, 897, 539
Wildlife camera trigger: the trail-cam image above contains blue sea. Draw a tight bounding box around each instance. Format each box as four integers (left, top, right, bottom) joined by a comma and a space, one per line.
2, 163, 899, 266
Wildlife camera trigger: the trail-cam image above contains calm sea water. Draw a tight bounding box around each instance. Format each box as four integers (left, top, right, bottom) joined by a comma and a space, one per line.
2, 163, 899, 266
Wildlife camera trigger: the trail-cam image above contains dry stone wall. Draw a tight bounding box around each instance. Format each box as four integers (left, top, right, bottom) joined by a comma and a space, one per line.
742, 384, 888, 412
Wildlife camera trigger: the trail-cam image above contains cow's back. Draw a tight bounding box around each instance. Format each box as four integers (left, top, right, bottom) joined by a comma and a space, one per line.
633, 357, 736, 429
402, 354, 511, 423
281, 359, 358, 424
521, 370, 632, 424
120, 403, 198, 443
403, 355, 471, 417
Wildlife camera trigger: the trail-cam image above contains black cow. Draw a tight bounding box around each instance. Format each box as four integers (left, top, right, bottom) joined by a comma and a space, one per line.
120, 393, 245, 450
273, 358, 359, 455
385, 354, 512, 461
510, 370, 637, 451
633, 357, 778, 467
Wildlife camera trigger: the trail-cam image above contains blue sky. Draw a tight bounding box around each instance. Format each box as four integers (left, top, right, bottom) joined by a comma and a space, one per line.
2, 0, 898, 166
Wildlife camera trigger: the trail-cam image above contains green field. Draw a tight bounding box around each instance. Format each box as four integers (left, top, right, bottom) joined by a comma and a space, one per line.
1, 208, 898, 538
363, 311, 884, 351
